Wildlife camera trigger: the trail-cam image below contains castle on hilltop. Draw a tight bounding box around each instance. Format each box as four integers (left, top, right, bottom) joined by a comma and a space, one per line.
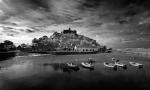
61, 28, 77, 35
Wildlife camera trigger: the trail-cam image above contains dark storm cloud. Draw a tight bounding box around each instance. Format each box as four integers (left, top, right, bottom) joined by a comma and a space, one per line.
2, 29, 19, 34
4, 0, 50, 10
26, 29, 35, 33
1, 0, 150, 25
1, 0, 150, 48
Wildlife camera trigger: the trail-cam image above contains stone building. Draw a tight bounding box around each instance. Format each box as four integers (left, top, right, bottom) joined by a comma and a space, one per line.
74, 45, 104, 52
62, 28, 77, 34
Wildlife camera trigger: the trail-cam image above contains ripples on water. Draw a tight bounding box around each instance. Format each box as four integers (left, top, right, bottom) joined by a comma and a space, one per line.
0, 55, 150, 90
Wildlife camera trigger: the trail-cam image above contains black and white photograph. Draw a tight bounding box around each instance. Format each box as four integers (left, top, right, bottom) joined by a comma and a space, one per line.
0, 0, 150, 90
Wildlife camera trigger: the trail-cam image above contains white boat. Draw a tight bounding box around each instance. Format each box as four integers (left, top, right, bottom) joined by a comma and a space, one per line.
66, 63, 78, 68
112, 58, 119, 62
115, 62, 126, 67
129, 62, 143, 68
87, 58, 95, 63
81, 62, 94, 68
104, 62, 117, 68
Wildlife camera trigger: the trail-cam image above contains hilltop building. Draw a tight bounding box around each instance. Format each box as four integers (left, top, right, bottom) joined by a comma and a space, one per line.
61, 28, 77, 34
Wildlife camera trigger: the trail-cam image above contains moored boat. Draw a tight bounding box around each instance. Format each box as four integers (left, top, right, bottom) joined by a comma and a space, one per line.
66, 63, 78, 68
115, 62, 127, 68
115, 62, 126, 67
66, 63, 80, 71
81, 62, 94, 69
112, 58, 119, 62
129, 62, 143, 68
104, 62, 117, 69
87, 58, 96, 63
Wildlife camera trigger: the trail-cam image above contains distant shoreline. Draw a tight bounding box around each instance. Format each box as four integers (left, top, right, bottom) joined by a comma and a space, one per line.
27, 50, 100, 55
124, 51, 150, 58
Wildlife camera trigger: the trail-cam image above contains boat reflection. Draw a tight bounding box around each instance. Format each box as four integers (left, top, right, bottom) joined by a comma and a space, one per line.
42, 63, 80, 73
104, 66, 117, 71
0, 59, 149, 90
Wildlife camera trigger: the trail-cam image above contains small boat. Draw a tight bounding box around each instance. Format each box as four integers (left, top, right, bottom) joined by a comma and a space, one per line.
112, 58, 119, 62
65, 63, 80, 71
66, 63, 78, 68
81, 62, 94, 69
115, 62, 127, 68
104, 62, 117, 69
129, 62, 143, 68
87, 58, 96, 63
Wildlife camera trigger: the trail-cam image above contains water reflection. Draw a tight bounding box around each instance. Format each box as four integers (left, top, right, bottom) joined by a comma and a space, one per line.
0, 61, 35, 78
81, 66, 94, 72
0, 58, 149, 90
104, 66, 117, 71
42, 63, 80, 73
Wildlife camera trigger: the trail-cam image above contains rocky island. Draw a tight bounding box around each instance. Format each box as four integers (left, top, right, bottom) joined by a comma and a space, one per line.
18, 28, 108, 55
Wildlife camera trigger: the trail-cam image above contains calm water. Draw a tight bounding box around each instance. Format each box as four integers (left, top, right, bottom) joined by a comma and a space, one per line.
0, 53, 150, 90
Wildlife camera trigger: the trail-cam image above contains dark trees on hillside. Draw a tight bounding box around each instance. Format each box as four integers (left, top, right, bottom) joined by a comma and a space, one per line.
0, 40, 16, 52
0, 43, 6, 52
31, 37, 59, 51
17, 43, 32, 52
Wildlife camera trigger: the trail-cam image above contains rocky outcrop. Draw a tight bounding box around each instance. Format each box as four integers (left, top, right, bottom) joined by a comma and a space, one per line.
32, 28, 101, 51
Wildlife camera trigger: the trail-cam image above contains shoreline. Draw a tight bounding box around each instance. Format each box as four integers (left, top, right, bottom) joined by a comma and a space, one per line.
0, 51, 16, 61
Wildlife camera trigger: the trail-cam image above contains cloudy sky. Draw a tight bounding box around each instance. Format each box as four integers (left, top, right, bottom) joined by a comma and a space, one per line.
0, 0, 150, 49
